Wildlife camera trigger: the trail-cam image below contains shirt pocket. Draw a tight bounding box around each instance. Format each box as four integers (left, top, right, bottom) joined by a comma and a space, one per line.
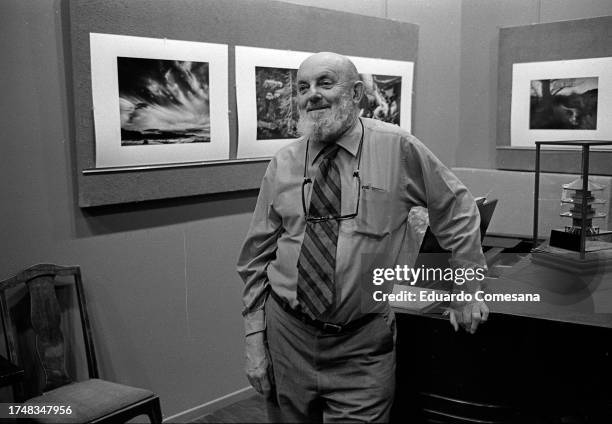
354, 186, 404, 237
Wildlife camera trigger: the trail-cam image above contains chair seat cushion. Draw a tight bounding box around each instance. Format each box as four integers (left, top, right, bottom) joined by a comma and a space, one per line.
23, 378, 155, 423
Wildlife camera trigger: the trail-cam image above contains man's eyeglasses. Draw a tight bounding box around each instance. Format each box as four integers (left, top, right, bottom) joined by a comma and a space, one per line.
301, 118, 364, 223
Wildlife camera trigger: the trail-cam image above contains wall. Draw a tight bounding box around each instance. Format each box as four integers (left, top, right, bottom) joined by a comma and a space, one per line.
2, 0, 611, 419
457, 0, 612, 169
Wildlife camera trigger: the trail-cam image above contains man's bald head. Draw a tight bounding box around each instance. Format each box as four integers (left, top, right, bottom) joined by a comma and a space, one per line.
297, 52, 360, 84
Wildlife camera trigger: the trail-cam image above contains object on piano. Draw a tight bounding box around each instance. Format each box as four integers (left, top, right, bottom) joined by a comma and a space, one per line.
531, 141, 612, 272
532, 140, 612, 263
548, 177, 612, 252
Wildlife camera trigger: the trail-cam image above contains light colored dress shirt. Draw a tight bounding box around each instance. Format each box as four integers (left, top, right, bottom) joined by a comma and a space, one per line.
237, 118, 485, 335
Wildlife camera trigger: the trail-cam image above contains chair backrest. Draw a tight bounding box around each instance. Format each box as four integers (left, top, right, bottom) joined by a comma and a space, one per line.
0, 264, 98, 400
413, 199, 498, 290
419, 199, 499, 254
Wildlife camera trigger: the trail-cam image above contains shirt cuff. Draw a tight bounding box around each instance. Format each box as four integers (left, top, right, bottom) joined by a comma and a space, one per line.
244, 309, 266, 336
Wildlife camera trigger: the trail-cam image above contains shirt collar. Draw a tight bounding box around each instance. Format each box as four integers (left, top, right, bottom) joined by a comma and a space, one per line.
309, 118, 362, 164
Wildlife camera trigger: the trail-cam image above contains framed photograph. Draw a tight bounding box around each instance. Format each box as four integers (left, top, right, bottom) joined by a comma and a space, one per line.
350, 55, 413, 132
510, 57, 612, 148
90, 33, 230, 168
235, 47, 310, 159
235, 46, 414, 159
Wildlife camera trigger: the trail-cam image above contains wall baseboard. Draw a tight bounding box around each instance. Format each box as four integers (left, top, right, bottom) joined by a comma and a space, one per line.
164, 386, 256, 423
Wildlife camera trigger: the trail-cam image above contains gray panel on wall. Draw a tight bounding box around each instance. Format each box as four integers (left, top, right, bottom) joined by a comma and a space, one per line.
496, 15, 612, 175
68, 0, 419, 207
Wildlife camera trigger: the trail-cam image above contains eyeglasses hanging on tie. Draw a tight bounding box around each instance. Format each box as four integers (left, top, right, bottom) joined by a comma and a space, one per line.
301, 118, 364, 223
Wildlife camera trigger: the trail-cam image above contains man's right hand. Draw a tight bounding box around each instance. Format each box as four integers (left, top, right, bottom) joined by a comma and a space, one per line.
245, 331, 274, 399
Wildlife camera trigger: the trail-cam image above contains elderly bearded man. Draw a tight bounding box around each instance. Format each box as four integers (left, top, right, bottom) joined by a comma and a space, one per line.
237, 52, 489, 423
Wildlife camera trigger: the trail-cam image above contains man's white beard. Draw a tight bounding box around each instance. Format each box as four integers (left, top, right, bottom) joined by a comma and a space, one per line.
297, 95, 356, 144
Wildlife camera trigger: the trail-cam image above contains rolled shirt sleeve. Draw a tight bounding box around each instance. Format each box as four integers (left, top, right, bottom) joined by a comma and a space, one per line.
237, 158, 282, 336
402, 136, 486, 292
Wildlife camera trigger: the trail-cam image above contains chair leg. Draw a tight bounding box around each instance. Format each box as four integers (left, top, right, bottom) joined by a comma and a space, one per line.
147, 397, 163, 423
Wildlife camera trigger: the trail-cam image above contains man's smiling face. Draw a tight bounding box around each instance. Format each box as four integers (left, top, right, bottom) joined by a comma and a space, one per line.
296, 53, 362, 143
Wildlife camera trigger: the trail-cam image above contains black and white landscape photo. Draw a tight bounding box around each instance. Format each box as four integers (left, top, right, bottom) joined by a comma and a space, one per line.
118, 57, 211, 145
255, 66, 299, 140
359, 74, 402, 126
529, 77, 598, 130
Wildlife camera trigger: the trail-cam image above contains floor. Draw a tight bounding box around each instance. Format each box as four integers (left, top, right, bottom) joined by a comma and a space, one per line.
192, 394, 268, 423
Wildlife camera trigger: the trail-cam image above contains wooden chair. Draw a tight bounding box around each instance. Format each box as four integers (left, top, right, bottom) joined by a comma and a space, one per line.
0, 264, 162, 423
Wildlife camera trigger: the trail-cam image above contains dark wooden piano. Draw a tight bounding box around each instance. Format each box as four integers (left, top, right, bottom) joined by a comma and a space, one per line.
391, 235, 612, 423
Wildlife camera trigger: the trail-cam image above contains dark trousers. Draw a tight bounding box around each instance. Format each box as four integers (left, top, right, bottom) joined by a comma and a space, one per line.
265, 296, 396, 423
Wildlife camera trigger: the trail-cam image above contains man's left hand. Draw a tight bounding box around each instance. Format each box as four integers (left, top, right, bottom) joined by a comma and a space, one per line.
448, 301, 489, 334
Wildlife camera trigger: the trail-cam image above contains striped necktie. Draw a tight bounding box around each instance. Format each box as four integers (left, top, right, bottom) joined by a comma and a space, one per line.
297, 143, 341, 319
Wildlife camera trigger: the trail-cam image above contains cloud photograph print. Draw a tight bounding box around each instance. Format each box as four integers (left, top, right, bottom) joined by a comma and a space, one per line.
117, 57, 211, 145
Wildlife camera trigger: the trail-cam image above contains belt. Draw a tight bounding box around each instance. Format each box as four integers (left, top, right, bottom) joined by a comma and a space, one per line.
270, 290, 376, 334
